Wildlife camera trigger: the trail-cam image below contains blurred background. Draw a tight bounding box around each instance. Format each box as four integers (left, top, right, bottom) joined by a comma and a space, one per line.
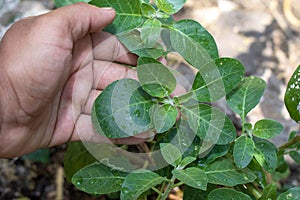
0, 0, 299, 199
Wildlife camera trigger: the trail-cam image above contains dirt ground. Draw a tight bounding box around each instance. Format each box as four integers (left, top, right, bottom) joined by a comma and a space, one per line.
0, 0, 300, 199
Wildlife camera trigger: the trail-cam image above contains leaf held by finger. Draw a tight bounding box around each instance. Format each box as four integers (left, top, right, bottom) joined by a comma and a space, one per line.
92, 79, 154, 138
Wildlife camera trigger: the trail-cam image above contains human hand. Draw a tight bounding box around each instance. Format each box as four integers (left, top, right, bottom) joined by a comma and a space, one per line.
0, 3, 149, 158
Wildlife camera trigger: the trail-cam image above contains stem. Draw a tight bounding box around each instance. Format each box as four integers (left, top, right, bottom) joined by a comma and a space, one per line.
279, 135, 300, 151
152, 187, 162, 196
156, 181, 166, 200
241, 114, 246, 135
161, 175, 176, 200
173, 181, 184, 188
246, 183, 262, 200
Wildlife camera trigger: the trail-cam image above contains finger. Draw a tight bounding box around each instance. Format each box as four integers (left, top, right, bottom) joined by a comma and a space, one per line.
72, 114, 153, 144
50, 3, 116, 42
92, 32, 138, 65
171, 84, 186, 97
83, 89, 101, 115
93, 60, 137, 90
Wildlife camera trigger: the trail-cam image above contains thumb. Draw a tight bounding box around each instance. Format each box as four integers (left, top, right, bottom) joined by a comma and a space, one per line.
51, 3, 116, 41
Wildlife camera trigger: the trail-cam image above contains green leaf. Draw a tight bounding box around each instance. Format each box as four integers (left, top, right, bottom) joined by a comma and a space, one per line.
160, 143, 182, 167
183, 185, 215, 200
55, 0, 89, 7
120, 169, 164, 200
183, 103, 236, 145
248, 159, 267, 188
288, 131, 298, 141
72, 162, 128, 195
179, 157, 196, 168
117, 30, 165, 58
141, 3, 156, 17
89, 0, 146, 34
208, 188, 252, 200
141, 18, 162, 47
204, 158, 256, 186
227, 76, 266, 119
22, 148, 50, 164
137, 57, 177, 97
191, 58, 245, 102
284, 65, 300, 123
244, 123, 253, 132
154, 0, 186, 14
199, 144, 229, 164
289, 151, 300, 164
153, 104, 178, 133
172, 167, 208, 190
253, 119, 284, 139
161, 120, 202, 158
233, 135, 255, 168
64, 142, 96, 182
277, 187, 300, 200
92, 79, 154, 138
169, 19, 218, 69
254, 137, 278, 172
259, 183, 277, 200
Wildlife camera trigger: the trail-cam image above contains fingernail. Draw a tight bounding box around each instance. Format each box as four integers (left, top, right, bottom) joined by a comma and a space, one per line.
101, 7, 114, 10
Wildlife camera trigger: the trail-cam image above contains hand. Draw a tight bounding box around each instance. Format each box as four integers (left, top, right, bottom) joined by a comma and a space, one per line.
0, 3, 148, 158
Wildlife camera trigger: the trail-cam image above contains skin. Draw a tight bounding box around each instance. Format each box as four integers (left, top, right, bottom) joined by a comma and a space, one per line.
0, 3, 151, 158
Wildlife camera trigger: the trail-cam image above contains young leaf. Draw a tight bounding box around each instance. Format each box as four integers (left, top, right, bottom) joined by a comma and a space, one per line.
259, 183, 277, 200
233, 135, 255, 168
152, 104, 178, 133
141, 18, 162, 47
253, 119, 284, 139
284, 65, 300, 123
154, 0, 186, 14
204, 158, 256, 186
137, 57, 177, 97
199, 144, 230, 164
72, 162, 128, 195
179, 157, 196, 168
160, 143, 182, 167
183, 103, 236, 145
227, 76, 266, 119
208, 188, 252, 200
120, 169, 164, 200
117, 30, 165, 58
172, 167, 208, 190
254, 137, 278, 172
92, 79, 154, 138
191, 58, 245, 102
169, 19, 218, 69
277, 187, 300, 200
289, 151, 300, 164
160, 120, 202, 158
141, 2, 156, 17
89, 0, 146, 33
64, 142, 96, 182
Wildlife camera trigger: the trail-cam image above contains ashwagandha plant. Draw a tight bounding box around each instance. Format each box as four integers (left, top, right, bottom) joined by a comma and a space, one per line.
58, 0, 300, 199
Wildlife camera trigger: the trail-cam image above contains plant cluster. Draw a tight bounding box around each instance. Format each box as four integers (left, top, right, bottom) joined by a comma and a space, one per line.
56, 0, 300, 199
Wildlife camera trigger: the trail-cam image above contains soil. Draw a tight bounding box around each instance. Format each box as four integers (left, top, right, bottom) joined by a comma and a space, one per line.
0, 0, 300, 199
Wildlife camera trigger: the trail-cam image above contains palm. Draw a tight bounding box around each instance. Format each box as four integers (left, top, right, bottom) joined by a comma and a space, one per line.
0, 4, 143, 158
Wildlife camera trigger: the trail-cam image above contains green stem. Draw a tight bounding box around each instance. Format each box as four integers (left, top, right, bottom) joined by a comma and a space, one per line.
241, 114, 246, 135
152, 187, 162, 196
279, 135, 300, 151
173, 181, 184, 188
246, 183, 262, 199
160, 175, 176, 200
156, 180, 166, 200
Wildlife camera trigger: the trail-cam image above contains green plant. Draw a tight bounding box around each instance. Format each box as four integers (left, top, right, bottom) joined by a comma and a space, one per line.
60, 0, 300, 199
